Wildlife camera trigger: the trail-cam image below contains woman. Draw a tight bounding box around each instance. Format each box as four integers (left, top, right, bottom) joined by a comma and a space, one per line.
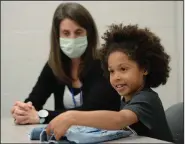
11, 2, 120, 125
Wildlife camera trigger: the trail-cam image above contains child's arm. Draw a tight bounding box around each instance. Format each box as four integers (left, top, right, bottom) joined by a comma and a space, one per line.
70, 110, 138, 130
46, 110, 138, 140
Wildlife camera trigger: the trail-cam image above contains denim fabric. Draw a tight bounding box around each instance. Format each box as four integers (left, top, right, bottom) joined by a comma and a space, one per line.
29, 125, 134, 143
29, 126, 46, 140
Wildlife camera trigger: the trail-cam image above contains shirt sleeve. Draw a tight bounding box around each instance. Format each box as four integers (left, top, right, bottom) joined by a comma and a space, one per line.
122, 90, 157, 129
24, 62, 57, 111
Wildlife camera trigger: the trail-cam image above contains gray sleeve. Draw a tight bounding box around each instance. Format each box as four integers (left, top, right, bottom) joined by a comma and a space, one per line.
122, 91, 156, 129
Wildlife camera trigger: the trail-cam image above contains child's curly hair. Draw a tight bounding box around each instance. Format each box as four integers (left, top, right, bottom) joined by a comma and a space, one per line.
100, 23, 171, 88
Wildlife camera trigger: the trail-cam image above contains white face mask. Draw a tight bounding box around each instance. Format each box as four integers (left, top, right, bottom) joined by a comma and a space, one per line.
59, 36, 88, 58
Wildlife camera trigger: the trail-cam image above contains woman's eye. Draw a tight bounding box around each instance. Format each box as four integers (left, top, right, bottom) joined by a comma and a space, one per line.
64, 32, 69, 36
61, 31, 70, 37
76, 31, 82, 36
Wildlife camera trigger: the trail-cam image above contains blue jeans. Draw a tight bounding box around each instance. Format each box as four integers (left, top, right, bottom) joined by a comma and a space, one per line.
29, 125, 134, 143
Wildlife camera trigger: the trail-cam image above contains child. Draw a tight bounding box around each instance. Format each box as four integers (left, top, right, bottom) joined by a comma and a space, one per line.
46, 24, 174, 142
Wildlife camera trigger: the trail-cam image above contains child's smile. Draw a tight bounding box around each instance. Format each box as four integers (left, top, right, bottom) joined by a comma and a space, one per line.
108, 50, 146, 99
114, 84, 127, 93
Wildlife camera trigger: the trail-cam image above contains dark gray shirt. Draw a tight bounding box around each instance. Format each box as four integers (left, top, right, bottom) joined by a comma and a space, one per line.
121, 88, 174, 142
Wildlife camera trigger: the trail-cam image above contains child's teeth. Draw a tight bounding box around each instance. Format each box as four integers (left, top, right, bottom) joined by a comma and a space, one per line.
117, 85, 123, 88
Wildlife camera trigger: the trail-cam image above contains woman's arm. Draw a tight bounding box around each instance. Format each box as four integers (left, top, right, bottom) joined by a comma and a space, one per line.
11, 62, 57, 124
24, 62, 56, 110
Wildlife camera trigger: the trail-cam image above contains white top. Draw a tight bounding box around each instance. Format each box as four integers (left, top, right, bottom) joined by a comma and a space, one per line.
63, 85, 82, 109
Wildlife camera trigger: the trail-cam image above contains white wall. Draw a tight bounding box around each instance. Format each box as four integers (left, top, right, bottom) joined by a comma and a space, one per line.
1, 1, 183, 118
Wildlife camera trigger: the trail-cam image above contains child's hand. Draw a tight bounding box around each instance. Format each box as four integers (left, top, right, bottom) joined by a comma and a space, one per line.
46, 111, 75, 140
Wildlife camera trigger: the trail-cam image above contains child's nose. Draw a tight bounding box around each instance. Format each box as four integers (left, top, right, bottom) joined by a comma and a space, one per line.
114, 72, 121, 80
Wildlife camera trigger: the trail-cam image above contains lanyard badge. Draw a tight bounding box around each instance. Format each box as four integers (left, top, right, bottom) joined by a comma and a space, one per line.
70, 88, 83, 107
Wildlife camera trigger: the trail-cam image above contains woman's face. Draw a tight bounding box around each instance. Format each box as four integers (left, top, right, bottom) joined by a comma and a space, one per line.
59, 18, 87, 38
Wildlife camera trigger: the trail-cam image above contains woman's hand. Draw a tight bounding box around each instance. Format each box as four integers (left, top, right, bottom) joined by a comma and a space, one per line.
11, 101, 39, 124
11, 101, 32, 114
46, 111, 75, 140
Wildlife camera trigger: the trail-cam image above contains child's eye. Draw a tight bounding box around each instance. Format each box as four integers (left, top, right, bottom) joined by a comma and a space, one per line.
108, 70, 114, 74
121, 67, 127, 71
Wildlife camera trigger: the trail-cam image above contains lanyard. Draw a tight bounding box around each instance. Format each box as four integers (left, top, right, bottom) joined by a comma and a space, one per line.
70, 88, 83, 107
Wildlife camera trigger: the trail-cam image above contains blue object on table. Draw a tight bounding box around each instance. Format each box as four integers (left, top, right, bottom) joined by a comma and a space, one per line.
29, 126, 46, 140
29, 125, 135, 143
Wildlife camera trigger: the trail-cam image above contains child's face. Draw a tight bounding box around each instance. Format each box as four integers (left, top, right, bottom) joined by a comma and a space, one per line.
108, 51, 146, 98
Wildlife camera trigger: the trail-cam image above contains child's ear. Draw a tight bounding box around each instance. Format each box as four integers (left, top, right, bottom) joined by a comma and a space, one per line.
143, 70, 148, 76
143, 60, 150, 76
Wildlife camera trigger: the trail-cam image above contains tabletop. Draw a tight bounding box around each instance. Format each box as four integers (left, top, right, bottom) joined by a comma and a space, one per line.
1, 118, 171, 143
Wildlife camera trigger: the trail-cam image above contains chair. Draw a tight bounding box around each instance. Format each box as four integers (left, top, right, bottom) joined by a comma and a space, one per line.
165, 102, 184, 144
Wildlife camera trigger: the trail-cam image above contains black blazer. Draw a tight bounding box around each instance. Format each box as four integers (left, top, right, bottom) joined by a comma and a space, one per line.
24, 60, 120, 123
